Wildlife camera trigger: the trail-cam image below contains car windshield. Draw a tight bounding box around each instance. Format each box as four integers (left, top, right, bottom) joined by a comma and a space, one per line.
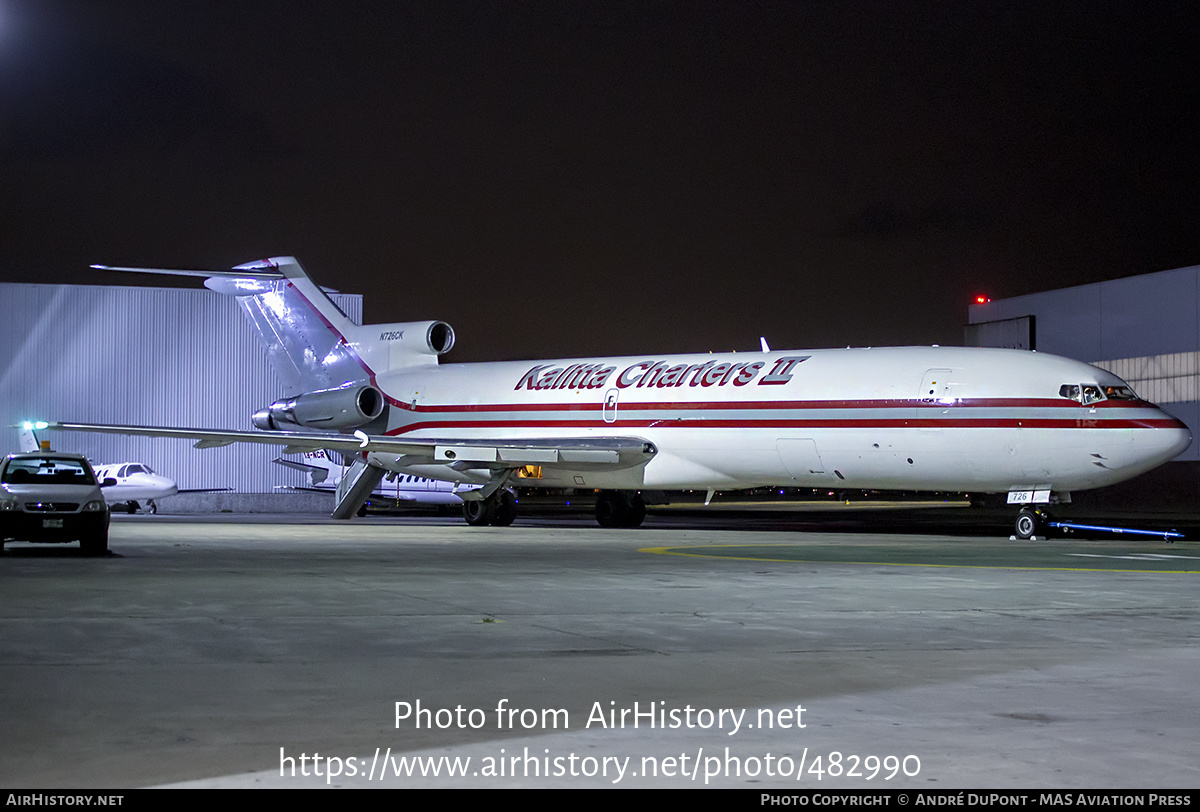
2, 457, 96, 485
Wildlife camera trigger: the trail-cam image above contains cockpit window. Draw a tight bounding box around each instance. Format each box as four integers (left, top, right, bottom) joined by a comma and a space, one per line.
1059, 383, 1117, 404
1103, 385, 1138, 400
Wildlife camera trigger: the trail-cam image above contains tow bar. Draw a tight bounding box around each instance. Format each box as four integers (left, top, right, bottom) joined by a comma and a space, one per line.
1048, 520, 1184, 541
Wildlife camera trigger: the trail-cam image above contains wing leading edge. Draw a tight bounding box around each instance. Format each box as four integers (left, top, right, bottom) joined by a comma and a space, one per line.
45, 422, 657, 472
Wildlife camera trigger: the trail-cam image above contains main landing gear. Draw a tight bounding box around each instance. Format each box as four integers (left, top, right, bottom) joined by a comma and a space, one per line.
460, 489, 648, 528
595, 491, 646, 528
116, 500, 157, 514
462, 489, 518, 527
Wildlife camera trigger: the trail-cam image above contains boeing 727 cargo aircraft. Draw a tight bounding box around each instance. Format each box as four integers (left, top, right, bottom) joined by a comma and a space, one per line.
48, 257, 1191, 537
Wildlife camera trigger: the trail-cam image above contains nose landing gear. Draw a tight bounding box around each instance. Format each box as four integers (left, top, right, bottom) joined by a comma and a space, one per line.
1014, 507, 1050, 539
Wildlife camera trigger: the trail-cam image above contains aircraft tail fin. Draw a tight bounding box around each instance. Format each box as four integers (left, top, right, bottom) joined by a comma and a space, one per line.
95, 257, 455, 395
209, 257, 367, 395
17, 422, 44, 452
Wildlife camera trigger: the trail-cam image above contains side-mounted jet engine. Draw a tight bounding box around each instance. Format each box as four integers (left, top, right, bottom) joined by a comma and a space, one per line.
252, 383, 387, 431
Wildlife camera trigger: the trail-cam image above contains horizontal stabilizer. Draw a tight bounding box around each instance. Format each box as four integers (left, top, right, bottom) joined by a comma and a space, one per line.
92, 264, 285, 280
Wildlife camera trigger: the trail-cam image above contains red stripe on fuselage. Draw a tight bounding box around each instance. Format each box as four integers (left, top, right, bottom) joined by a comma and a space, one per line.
386, 416, 1183, 435
383, 396, 1160, 415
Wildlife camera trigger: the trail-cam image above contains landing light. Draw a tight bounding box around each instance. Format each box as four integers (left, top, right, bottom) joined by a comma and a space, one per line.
22, 421, 49, 430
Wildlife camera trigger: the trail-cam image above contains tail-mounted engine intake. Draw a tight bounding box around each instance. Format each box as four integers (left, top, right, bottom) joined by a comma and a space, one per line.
346, 319, 456, 373
367, 320, 455, 356
253, 384, 387, 431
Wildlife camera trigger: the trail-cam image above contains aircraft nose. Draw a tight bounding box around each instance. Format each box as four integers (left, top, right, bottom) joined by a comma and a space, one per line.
1167, 421, 1192, 457
1148, 408, 1192, 461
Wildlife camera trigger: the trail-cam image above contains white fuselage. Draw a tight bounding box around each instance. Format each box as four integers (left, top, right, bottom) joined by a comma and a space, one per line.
93, 463, 178, 502
366, 345, 1190, 495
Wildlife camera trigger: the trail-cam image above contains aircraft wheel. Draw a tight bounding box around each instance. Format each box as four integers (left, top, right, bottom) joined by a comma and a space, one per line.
622, 492, 646, 528
595, 491, 622, 528
148, 501, 158, 515
1014, 507, 1046, 539
462, 498, 493, 527
126, 501, 139, 514
489, 491, 518, 527
595, 491, 646, 528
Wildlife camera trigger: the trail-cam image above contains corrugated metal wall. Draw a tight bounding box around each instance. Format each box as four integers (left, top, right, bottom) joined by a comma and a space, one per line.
1092, 352, 1200, 406
0, 282, 362, 492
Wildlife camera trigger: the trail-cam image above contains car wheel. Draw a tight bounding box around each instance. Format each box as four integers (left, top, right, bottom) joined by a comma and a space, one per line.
81, 530, 108, 556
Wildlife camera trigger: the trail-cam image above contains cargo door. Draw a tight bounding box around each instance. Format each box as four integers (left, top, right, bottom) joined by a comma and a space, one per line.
776, 438, 826, 480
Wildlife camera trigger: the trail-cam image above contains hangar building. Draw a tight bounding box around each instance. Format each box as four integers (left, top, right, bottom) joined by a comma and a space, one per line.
0, 280, 362, 495
966, 264, 1200, 507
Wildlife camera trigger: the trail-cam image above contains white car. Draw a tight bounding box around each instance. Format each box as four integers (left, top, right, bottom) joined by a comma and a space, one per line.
0, 452, 111, 555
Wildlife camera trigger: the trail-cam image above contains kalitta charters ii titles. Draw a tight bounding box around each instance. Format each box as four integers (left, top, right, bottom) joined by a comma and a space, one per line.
515, 356, 810, 392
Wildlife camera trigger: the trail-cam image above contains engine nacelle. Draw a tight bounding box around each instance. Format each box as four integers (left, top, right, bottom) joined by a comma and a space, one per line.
367, 320, 455, 356
253, 384, 387, 431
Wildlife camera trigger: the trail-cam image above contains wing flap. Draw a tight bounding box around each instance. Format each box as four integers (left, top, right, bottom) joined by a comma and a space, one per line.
499, 447, 558, 463
436, 445, 497, 463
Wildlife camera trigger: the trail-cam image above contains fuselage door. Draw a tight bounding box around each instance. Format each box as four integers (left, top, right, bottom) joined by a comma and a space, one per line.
918, 369, 954, 404
917, 368, 958, 432
776, 438, 826, 480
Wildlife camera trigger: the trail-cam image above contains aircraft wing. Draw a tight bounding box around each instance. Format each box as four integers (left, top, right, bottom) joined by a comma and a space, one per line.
46, 422, 657, 471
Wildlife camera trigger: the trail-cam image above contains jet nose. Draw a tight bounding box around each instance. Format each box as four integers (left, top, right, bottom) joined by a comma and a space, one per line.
1168, 422, 1192, 458
152, 476, 178, 496
1148, 407, 1192, 462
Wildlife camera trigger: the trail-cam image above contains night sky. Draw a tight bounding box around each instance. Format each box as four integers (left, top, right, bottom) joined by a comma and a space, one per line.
1, 1, 1197, 362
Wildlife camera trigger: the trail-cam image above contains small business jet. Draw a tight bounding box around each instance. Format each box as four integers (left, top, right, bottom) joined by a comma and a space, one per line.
18, 422, 177, 513
275, 448, 477, 508
48, 257, 1191, 537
